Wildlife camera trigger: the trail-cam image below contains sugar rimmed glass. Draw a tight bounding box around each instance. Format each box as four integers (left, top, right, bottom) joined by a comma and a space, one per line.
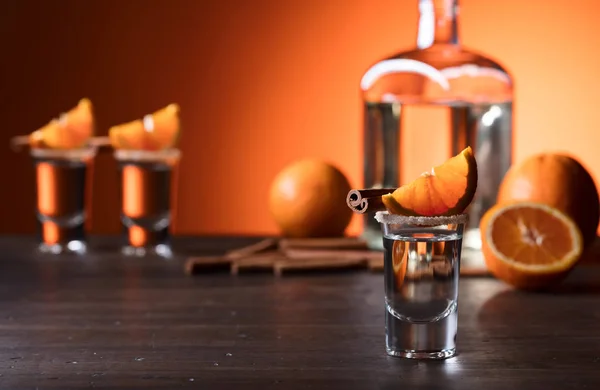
375, 211, 467, 359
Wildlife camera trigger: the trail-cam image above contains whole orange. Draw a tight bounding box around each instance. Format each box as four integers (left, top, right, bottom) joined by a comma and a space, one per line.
268, 159, 353, 238
497, 153, 599, 248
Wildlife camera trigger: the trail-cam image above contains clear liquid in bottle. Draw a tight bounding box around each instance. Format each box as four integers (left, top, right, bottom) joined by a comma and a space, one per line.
360, 0, 514, 256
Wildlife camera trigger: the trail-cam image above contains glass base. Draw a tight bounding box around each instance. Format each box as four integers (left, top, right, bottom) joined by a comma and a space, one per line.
38, 240, 87, 255
121, 244, 172, 258
386, 305, 457, 360
387, 347, 456, 359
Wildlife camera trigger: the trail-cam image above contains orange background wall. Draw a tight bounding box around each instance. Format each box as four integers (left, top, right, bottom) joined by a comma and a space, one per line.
1, 0, 599, 236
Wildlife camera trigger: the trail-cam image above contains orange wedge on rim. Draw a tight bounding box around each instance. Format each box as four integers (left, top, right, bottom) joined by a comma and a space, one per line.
149, 104, 180, 148
480, 201, 583, 290
382, 146, 478, 216
109, 119, 156, 151
28, 121, 57, 148
109, 104, 180, 151
31, 98, 94, 149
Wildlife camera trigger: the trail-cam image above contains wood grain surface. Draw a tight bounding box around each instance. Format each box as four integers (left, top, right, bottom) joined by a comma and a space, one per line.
0, 236, 599, 389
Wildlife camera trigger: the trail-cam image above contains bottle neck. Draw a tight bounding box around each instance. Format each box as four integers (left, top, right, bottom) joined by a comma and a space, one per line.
417, 0, 459, 49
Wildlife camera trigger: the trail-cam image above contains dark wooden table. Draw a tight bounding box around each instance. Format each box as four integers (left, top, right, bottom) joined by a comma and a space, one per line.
1, 236, 600, 390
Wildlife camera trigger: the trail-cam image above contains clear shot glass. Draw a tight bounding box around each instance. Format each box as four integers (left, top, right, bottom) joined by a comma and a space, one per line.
375, 211, 467, 359
114, 149, 180, 258
32, 147, 97, 254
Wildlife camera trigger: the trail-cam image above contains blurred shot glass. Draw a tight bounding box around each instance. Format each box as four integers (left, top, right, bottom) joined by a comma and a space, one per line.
115, 149, 180, 258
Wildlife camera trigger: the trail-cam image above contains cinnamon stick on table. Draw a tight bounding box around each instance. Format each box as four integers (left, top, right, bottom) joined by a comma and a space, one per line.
278, 237, 369, 251
346, 188, 395, 214
184, 238, 280, 275
273, 257, 369, 277
225, 238, 278, 259
283, 248, 382, 262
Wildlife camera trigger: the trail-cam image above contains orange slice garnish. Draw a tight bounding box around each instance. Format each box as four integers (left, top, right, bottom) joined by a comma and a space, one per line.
149, 104, 180, 149
480, 201, 583, 290
109, 119, 154, 151
31, 98, 94, 149
381, 146, 477, 216
109, 104, 180, 151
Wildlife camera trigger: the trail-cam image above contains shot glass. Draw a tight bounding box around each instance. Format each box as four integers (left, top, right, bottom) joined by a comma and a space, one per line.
375, 211, 467, 359
31, 147, 97, 254
115, 149, 180, 258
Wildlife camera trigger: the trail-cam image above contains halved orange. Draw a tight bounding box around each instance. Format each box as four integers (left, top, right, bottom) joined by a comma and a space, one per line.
382, 146, 477, 216
36, 98, 94, 149
109, 104, 180, 151
480, 201, 583, 290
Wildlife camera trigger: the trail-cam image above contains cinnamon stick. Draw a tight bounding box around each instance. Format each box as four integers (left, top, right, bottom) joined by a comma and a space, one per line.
184, 256, 232, 275
231, 252, 284, 275
346, 188, 394, 214
278, 237, 368, 251
185, 239, 279, 275
283, 248, 382, 262
224, 238, 279, 259
273, 257, 368, 276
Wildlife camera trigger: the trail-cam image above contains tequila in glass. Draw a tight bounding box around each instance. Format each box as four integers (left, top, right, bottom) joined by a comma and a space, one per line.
32, 147, 97, 254
376, 211, 466, 359
115, 149, 180, 258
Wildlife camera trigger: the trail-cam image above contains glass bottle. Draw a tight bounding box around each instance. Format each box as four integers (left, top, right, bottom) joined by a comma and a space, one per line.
361, 0, 513, 256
